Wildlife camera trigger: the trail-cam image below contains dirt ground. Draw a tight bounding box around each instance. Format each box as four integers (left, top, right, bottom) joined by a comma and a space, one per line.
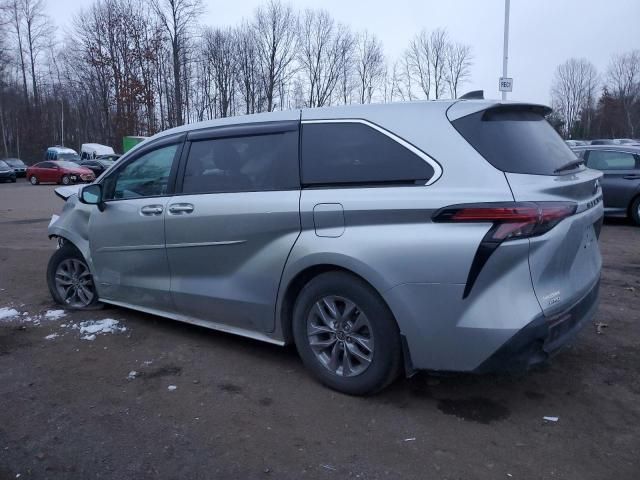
0, 180, 639, 480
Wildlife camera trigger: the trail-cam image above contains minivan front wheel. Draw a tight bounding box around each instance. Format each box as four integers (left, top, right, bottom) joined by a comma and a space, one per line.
47, 243, 101, 310
292, 272, 402, 395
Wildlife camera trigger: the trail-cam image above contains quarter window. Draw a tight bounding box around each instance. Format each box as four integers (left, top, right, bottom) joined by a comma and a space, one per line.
181, 131, 298, 194
301, 122, 434, 185
104, 144, 178, 200
586, 150, 637, 170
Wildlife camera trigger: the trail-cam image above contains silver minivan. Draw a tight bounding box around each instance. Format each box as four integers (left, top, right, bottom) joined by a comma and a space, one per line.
47, 100, 603, 394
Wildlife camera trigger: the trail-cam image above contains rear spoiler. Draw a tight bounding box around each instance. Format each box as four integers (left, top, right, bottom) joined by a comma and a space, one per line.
447, 100, 553, 122
54, 185, 82, 201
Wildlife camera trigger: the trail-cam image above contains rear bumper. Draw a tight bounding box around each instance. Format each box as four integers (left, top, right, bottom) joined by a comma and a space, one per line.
474, 278, 600, 373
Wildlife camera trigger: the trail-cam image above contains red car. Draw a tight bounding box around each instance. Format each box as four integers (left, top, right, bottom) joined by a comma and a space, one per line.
27, 161, 95, 185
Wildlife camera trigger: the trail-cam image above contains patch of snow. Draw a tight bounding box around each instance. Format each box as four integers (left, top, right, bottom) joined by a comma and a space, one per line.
127, 371, 138, 380
45, 333, 59, 340
167, 385, 177, 391
0, 307, 19, 320
81, 334, 96, 341
78, 318, 125, 336
44, 310, 66, 320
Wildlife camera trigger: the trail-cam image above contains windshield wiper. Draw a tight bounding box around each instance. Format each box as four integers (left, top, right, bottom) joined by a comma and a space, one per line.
554, 159, 584, 173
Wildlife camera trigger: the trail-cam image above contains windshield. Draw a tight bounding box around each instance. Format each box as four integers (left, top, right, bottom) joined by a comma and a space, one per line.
0, 160, 9, 169
58, 153, 80, 161
4, 159, 24, 167
56, 161, 81, 168
98, 160, 115, 167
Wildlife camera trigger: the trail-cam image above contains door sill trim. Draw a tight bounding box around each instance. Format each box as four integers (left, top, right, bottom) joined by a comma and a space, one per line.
99, 299, 285, 346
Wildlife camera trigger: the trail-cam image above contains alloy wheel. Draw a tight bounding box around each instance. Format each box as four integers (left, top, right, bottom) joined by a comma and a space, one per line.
54, 258, 95, 308
306, 295, 374, 377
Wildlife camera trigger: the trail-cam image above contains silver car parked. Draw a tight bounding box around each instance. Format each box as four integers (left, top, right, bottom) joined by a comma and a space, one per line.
47, 100, 603, 395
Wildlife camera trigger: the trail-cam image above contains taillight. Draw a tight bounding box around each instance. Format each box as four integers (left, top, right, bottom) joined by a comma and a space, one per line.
433, 202, 576, 241
433, 202, 576, 299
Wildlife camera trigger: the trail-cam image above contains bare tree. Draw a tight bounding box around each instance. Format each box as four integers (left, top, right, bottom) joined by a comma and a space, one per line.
297, 9, 353, 107
202, 27, 236, 118
20, 0, 48, 107
607, 50, 640, 137
355, 30, 384, 104
551, 58, 599, 138
404, 28, 469, 100
151, 0, 203, 126
4, 0, 29, 104
445, 42, 472, 99
429, 28, 448, 99
234, 22, 263, 114
405, 30, 431, 99
254, 0, 298, 112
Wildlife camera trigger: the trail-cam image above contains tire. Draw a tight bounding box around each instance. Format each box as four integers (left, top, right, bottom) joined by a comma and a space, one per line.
292, 271, 402, 395
61, 175, 71, 185
47, 243, 102, 310
29, 175, 38, 185
631, 197, 640, 226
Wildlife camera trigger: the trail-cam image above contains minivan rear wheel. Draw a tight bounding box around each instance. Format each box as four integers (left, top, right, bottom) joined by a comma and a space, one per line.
292, 272, 402, 395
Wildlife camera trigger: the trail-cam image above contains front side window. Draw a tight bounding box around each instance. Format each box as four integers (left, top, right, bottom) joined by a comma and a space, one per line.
301, 122, 434, 186
181, 131, 298, 194
586, 150, 637, 171
104, 144, 178, 200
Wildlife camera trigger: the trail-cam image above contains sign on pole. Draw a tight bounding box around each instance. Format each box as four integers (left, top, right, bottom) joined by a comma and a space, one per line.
499, 77, 513, 93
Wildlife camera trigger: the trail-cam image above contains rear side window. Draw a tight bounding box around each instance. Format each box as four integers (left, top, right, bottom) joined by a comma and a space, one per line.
301, 122, 434, 186
586, 150, 637, 170
452, 108, 578, 175
182, 131, 298, 194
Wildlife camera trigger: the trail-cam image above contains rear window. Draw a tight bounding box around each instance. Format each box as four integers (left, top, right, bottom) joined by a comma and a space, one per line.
301, 122, 434, 186
452, 108, 578, 175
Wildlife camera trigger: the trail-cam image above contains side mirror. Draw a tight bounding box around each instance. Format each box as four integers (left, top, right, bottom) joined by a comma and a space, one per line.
80, 184, 104, 210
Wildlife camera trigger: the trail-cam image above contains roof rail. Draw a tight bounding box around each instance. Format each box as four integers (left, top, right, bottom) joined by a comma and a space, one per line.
459, 90, 484, 100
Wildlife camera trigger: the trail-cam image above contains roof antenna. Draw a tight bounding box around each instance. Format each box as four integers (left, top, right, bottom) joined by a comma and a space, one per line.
459, 90, 484, 100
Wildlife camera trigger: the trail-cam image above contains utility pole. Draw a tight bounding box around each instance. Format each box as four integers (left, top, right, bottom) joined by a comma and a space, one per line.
60, 98, 64, 147
501, 0, 511, 100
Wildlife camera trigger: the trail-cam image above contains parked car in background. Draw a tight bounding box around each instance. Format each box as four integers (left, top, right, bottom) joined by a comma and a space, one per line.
2, 158, 27, 177
27, 161, 95, 185
47, 100, 603, 394
573, 145, 640, 225
79, 158, 115, 177
80, 143, 115, 161
0, 160, 17, 183
96, 153, 122, 162
590, 139, 618, 145
565, 140, 588, 147
45, 146, 81, 162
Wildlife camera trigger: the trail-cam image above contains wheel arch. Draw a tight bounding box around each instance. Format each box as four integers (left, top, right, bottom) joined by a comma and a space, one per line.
276, 260, 398, 346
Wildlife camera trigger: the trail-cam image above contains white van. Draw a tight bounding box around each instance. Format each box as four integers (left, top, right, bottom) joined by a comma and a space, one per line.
81, 144, 115, 161
45, 146, 80, 161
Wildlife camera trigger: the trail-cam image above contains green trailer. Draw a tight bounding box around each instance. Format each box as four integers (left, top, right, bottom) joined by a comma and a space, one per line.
122, 136, 147, 153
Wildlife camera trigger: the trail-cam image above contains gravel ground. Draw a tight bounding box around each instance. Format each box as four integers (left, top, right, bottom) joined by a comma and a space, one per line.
1, 180, 639, 480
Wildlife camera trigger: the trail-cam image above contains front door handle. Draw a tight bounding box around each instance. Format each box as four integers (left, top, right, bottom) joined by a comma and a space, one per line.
623, 175, 640, 180
168, 203, 194, 215
140, 205, 164, 216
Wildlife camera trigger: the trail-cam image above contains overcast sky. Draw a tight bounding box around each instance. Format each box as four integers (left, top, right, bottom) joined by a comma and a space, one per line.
46, 0, 640, 105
